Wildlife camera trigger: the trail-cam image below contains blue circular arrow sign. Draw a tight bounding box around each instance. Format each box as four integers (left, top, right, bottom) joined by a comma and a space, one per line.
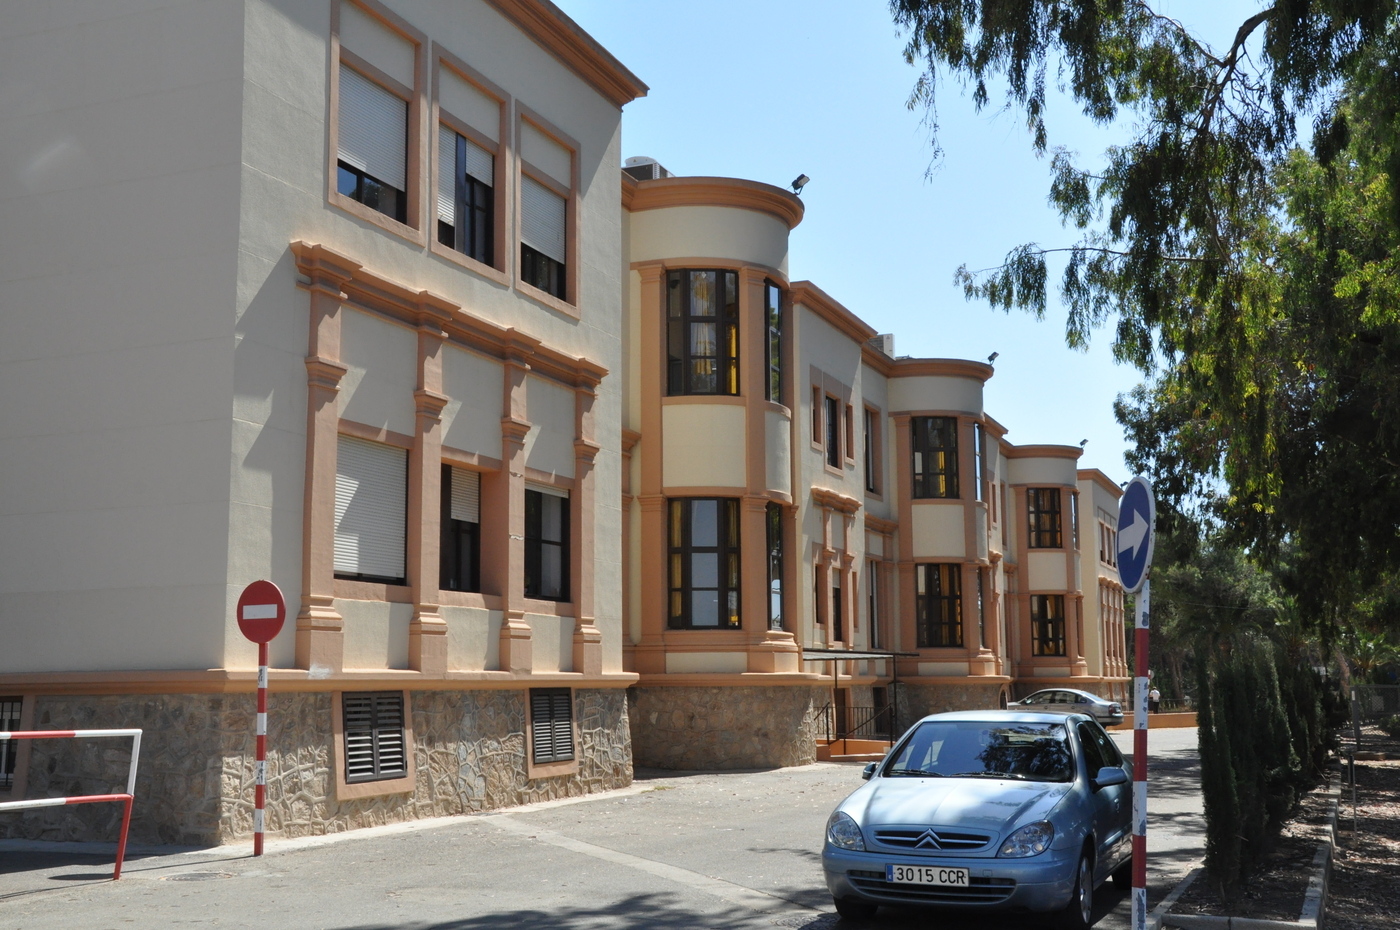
1116, 477, 1156, 593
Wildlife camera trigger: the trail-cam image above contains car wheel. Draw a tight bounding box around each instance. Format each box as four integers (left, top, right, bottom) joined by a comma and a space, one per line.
1058, 851, 1095, 930
833, 896, 878, 920
1112, 857, 1132, 890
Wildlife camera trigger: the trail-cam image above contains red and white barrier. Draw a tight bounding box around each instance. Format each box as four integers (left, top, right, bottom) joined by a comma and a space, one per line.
0, 728, 143, 879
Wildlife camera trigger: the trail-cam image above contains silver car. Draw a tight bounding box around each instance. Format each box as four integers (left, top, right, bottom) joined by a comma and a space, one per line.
822, 711, 1132, 926
1017, 688, 1125, 726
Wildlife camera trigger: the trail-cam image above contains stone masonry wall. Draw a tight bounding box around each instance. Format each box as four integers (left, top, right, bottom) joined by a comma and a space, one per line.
4, 688, 631, 845
627, 685, 825, 770
895, 681, 1008, 732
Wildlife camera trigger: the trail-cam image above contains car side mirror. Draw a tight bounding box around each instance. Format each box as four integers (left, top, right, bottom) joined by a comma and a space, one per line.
1092, 766, 1128, 789
862, 763, 877, 781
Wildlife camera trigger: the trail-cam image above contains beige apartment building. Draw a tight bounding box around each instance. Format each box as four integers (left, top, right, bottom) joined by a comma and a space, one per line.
0, 0, 1125, 844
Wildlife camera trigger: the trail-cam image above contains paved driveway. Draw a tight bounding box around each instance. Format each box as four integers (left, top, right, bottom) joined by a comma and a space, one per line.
0, 728, 1202, 929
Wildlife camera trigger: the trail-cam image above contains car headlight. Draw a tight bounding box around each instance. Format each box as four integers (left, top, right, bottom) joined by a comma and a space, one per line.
998, 821, 1054, 857
826, 810, 866, 851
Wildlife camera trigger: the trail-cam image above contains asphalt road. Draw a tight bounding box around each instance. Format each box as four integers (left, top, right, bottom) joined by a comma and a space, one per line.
0, 728, 1202, 930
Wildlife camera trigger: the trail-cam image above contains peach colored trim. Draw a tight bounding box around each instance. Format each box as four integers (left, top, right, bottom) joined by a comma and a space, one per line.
481, 0, 648, 107
429, 45, 511, 284
630, 257, 790, 287
661, 394, 747, 407
0, 695, 34, 801
327, 2, 428, 246
334, 579, 414, 603
660, 485, 767, 499
890, 358, 994, 381
811, 487, 861, 515
292, 244, 356, 673
865, 514, 898, 536
1005, 444, 1084, 460
440, 446, 504, 472
523, 466, 577, 490
331, 689, 416, 799
515, 104, 580, 314
0, 670, 640, 696
521, 598, 575, 618
632, 673, 823, 687
627, 177, 804, 230
984, 413, 1009, 437
408, 323, 450, 676
338, 419, 415, 450
293, 241, 608, 388
791, 281, 877, 344
571, 380, 602, 675
438, 590, 504, 610
1077, 467, 1124, 498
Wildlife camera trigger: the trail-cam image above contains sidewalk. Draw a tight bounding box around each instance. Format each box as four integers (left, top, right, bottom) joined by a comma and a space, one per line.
0, 730, 1204, 930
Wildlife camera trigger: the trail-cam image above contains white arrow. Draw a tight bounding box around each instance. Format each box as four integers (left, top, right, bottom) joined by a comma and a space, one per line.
1119, 509, 1149, 561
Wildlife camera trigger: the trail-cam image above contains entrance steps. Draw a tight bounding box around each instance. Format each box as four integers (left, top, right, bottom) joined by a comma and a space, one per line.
816, 738, 891, 763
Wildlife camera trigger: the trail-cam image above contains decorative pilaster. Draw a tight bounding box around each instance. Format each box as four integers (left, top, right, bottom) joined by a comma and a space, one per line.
498, 347, 535, 674
570, 379, 603, 676
290, 242, 360, 674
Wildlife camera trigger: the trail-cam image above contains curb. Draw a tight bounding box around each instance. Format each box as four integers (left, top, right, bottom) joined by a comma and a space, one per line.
1161, 773, 1342, 930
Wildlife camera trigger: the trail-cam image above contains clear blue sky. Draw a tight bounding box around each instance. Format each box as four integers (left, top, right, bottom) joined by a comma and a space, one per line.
558, 0, 1262, 486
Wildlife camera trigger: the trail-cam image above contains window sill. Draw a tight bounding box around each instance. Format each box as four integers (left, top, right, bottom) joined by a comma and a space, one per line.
334, 579, 413, 603
438, 590, 503, 611
761, 400, 791, 417
429, 239, 511, 287
910, 497, 963, 505
662, 394, 746, 406
526, 757, 579, 780
329, 191, 426, 248
522, 597, 574, 617
516, 279, 579, 320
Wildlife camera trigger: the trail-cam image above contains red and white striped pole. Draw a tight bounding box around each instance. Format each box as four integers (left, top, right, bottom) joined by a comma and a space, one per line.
1131, 578, 1151, 930
255, 641, 267, 856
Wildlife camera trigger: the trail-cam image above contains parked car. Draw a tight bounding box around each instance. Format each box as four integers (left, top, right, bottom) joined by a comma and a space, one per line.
1017, 688, 1124, 725
822, 710, 1132, 926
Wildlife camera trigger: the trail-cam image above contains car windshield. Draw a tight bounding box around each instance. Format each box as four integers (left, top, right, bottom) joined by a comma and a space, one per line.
883, 720, 1074, 782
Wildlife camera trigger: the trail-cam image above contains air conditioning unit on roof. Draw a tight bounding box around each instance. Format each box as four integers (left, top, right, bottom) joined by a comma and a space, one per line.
623, 155, 671, 181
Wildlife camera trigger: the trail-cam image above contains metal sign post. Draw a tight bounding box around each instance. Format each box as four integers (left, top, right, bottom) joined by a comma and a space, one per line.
1116, 477, 1155, 930
236, 580, 286, 857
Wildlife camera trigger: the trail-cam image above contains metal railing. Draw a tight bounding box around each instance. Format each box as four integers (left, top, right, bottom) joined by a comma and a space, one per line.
820, 704, 894, 742
1350, 684, 1400, 724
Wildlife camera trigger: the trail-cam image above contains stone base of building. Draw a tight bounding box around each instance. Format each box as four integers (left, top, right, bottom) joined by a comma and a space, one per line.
894, 680, 1010, 729
627, 685, 826, 770
1, 688, 631, 846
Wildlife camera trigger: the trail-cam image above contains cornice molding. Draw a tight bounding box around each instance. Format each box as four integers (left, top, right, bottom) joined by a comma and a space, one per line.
1077, 467, 1123, 498
890, 358, 995, 382
627, 176, 805, 230
482, 0, 647, 108
791, 281, 877, 345
864, 514, 899, 536
291, 241, 608, 390
811, 486, 862, 515
1005, 444, 1085, 461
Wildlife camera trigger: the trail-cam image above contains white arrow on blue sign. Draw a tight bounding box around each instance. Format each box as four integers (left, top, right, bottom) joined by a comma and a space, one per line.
1116, 476, 1156, 593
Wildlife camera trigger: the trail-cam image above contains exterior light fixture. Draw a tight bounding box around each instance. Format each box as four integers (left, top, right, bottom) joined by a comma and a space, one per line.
1080, 439, 1089, 448
791, 174, 810, 195
987, 352, 999, 364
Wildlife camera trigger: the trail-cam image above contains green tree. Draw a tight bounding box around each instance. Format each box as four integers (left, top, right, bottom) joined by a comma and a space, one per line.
890, 1, 1400, 621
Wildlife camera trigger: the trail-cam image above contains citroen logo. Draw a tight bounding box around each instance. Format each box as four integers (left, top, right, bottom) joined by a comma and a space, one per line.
914, 829, 943, 849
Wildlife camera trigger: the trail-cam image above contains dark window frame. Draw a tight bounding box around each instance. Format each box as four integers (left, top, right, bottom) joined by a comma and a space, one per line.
1031, 594, 1067, 656
342, 691, 407, 784
765, 281, 783, 403
666, 269, 740, 396
521, 242, 566, 300
824, 395, 841, 468
1070, 491, 1080, 550
337, 161, 408, 224
668, 498, 741, 630
529, 688, 575, 764
916, 563, 963, 648
525, 488, 569, 601
867, 558, 881, 650
0, 696, 22, 790
439, 464, 480, 593
1028, 488, 1064, 549
437, 131, 493, 266
911, 416, 959, 499
766, 502, 784, 631
973, 422, 985, 502
832, 571, 844, 643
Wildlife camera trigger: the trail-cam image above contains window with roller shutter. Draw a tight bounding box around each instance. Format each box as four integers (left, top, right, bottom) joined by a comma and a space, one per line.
529, 689, 574, 765
342, 691, 407, 783
440, 464, 480, 592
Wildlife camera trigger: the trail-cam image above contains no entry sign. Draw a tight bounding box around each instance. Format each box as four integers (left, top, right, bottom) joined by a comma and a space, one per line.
237, 580, 285, 644
236, 579, 284, 857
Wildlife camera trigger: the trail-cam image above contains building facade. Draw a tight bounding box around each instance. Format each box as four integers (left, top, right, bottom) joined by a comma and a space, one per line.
0, 0, 1126, 843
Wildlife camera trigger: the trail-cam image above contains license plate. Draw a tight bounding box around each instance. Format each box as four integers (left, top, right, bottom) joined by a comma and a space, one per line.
886, 864, 970, 886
